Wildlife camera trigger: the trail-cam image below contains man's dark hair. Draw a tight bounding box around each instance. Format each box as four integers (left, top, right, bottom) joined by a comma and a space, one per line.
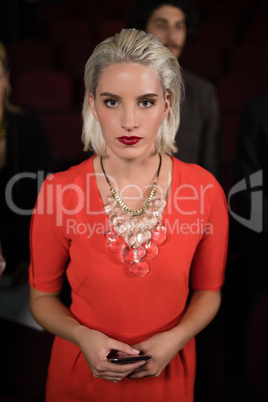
128, 0, 198, 39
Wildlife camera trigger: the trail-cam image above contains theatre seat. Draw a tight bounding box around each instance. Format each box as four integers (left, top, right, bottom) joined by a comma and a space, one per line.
41, 111, 88, 170
217, 73, 268, 116
13, 69, 74, 114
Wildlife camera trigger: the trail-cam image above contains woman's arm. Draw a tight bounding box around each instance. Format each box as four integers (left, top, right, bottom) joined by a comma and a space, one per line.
29, 287, 146, 382
129, 289, 221, 379
170, 289, 221, 346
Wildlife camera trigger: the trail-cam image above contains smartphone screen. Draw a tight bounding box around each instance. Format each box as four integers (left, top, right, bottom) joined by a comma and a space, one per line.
107, 351, 151, 364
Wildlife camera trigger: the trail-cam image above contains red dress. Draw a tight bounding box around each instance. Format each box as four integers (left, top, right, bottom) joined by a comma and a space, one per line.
29, 156, 228, 402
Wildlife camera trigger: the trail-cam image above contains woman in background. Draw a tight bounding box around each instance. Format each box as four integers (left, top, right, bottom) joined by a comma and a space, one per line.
0, 41, 52, 398
0, 41, 51, 285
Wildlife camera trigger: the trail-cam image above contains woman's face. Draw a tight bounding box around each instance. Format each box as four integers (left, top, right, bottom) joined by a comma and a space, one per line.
89, 62, 170, 160
0, 60, 8, 109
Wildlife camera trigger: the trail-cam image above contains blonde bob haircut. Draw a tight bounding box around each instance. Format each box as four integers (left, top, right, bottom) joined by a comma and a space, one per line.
82, 28, 182, 155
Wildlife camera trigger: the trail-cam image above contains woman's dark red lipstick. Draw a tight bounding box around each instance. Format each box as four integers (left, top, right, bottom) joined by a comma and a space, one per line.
117, 136, 142, 145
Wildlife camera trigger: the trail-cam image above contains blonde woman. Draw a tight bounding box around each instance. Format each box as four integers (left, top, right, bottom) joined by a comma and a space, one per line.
29, 29, 228, 402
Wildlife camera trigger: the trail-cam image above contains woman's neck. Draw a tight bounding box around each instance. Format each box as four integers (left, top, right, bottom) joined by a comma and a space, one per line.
101, 152, 160, 186
93, 152, 173, 211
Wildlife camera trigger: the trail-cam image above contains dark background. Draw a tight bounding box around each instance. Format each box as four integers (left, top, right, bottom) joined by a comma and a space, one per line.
0, 0, 267, 401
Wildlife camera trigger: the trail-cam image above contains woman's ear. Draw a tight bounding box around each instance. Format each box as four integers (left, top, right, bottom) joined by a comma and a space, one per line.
162, 92, 170, 121
89, 93, 99, 121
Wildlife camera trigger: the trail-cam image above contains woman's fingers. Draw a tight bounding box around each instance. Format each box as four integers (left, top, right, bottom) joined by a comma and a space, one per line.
93, 360, 147, 382
127, 362, 151, 379
108, 340, 140, 357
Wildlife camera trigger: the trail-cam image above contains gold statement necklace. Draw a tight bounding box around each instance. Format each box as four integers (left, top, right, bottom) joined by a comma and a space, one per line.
101, 154, 167, 277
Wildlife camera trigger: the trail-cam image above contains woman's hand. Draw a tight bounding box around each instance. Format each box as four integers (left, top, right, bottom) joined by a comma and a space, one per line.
128, 290, 222, 380
128, 330, 181, 379
75, 326, 147, 382
29, 288, 146, 383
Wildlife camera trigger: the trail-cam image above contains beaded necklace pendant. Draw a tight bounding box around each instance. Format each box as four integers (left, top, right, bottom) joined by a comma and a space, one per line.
101, 154, 167, 277
103, 194, 167, 277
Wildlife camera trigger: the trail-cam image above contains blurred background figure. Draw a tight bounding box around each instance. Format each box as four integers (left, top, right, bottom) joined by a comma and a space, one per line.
129, 0, 220, 178
234, 93, 268, 297
0, 40, 53, 401
0, 41, 51, 287
224, 93, 268, 402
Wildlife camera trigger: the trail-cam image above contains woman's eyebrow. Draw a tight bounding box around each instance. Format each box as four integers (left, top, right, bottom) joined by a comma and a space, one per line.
136, 93, 159, 101
100, 92, 122, 100
100, 92, 159, 100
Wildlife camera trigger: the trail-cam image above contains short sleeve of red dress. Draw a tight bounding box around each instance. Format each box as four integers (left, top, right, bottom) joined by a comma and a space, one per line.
189, 171, 229, 291
29, 172, 71, 292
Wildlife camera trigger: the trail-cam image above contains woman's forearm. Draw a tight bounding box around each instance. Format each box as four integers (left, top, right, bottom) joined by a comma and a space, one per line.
29, 287, 89, 347
29, 286, 145, 382
170, 290, 222, 350
128, 289, 222, 379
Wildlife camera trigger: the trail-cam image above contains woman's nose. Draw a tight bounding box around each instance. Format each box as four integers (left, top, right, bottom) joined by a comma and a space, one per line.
121, 106, 138, 131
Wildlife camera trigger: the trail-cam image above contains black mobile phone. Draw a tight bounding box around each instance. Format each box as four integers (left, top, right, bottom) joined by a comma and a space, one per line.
107, 351, 151, 364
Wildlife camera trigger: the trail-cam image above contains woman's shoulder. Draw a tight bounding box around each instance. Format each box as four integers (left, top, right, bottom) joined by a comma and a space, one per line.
44, 156, 94, 186
171, 157, 228, 213
173, 156, 215, 178
172, 156, 224, 193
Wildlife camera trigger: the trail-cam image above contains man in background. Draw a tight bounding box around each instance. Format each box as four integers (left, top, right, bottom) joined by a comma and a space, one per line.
129, 0, 220, 178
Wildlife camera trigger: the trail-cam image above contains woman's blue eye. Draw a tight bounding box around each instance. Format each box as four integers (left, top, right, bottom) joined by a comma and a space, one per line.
140, 100, 153, 107
105, 99, 118, 107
